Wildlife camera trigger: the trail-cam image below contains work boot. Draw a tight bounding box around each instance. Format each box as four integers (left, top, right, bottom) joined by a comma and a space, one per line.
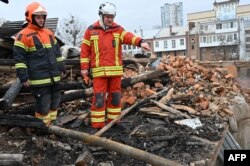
91, 122, 105, 129
49, 110, 58, 121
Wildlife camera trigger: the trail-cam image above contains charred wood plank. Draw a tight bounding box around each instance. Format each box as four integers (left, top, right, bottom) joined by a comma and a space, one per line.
123, 57, 157, 66
75, 151, 94, 166
0, 114, 46, 129
0, 59, 15, 66
170, 104, 197, 114
0, 154, 24, 166
70, 112, 90, 128
61, 88, 93, 103
59, 82, 84, 90
150, 100, 191, 119
0, 78, 22, 110
0, 82, 85, 95
122, 70, 167, 88
159, 87, 174, 104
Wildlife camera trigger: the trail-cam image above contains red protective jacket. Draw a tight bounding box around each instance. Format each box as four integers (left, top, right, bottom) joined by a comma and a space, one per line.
80, 21, 142, 77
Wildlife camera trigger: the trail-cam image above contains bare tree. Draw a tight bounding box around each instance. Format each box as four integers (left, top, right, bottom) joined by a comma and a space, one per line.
57, 15, 86, 47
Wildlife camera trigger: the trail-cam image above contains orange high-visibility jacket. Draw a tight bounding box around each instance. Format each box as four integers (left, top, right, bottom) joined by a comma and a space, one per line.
13, 24, 64, 86
80, 21, 142, 78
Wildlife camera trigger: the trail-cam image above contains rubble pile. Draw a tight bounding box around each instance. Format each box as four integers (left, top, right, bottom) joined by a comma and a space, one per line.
122, 55, 242, 119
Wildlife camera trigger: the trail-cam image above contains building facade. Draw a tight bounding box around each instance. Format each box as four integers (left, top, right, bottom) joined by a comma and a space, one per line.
161, 2, 183, 28
153, 26, 187, 57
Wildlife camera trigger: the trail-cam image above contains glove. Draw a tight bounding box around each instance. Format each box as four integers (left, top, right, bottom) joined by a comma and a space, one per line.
81, 69, 89, 77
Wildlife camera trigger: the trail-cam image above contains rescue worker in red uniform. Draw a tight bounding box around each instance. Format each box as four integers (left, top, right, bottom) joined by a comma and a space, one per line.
13, 2, 65, 126
80, 2, 150, 129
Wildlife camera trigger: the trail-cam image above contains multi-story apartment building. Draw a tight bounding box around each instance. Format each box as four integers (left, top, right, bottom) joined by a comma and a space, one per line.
161, 2, 183, 28
196, 19, 242, 61
187, 0, 250, 61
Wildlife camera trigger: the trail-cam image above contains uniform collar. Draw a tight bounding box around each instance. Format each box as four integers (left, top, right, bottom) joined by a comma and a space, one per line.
27, 23, 44, 31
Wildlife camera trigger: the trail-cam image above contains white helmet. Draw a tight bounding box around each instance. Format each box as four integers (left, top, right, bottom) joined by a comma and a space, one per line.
98, 2, 116, 16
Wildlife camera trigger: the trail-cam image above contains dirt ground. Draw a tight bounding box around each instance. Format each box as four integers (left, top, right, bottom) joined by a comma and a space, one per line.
0, 103, 225, 166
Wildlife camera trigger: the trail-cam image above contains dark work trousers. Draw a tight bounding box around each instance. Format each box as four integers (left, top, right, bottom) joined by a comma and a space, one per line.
31, 83, 61, 115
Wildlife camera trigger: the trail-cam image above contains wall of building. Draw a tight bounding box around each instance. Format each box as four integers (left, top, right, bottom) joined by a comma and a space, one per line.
186, 34, 200, 60
187, 10, 215, 23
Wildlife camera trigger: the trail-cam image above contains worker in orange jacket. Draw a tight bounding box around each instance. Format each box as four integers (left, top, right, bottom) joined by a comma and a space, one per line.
13, 2, 65, 126
80, 2, 150, 129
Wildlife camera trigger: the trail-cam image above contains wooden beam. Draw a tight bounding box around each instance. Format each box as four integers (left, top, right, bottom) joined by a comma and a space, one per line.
0, 154, 24, 166
0, 78, 22, 110
49, 125, 181, 166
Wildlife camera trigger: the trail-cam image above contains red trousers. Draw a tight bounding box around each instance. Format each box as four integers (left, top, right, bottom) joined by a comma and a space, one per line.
91, 76, 121, 128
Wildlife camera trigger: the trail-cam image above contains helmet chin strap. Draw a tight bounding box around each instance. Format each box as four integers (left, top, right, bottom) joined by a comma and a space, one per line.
99, 15, 107, 30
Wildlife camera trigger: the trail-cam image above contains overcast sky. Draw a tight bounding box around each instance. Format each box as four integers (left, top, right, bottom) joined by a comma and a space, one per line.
0, 0, 249, 31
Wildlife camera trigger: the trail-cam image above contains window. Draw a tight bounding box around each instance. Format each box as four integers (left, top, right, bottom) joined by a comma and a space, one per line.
230, 22, 233, 28
223, 23, 229, 29
203, 36, 206, 43
128, 45, 131, 49
200, 37, 203, 43
155, 41, 159, 48
216, 23, 222, 29
222, 35, 226, 41
213, 36, 216, 42
227, 34, 233, 42
172, 40, 176, 48
234, 34, 237, 40
164, 41, 168, 48
232, 48, 237, 54
123, 45, 127, 50
217, 35, 220, 41
247, 69, 250, 77
191, 38, 195, 44
180, 39, 184, 45
192, 45, 195, 49
208, 36, 212, 43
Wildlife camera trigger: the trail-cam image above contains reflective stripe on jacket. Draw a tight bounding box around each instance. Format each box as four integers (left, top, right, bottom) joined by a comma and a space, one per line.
80, 21, 142, 77
13, 23, 64, 87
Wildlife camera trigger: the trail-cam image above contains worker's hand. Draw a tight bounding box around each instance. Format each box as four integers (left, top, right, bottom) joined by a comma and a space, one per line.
61, 71, 67, 80
22, 81, 30, 87
81, 69, 89, 77
141, 42, 151, 52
